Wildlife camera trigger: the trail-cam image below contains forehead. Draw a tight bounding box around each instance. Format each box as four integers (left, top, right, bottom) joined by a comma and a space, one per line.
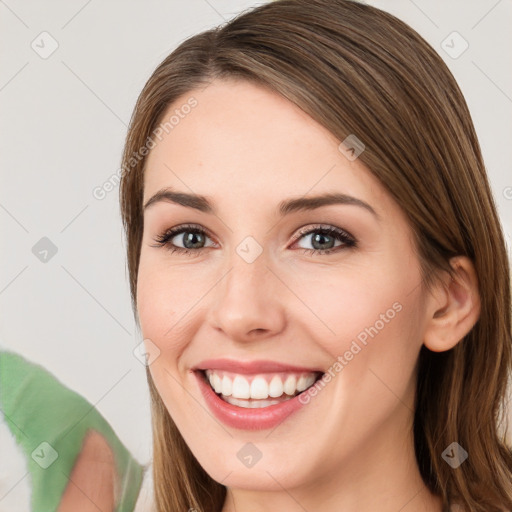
142, 79, 392, 218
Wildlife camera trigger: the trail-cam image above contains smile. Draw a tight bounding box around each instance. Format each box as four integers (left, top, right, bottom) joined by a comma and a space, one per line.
194, 366, 324, 430
204, 369, 322, 408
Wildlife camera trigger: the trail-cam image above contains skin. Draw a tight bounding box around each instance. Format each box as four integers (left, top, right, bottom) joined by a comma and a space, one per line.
137, 78, 480, 512
57, 430, 116, 512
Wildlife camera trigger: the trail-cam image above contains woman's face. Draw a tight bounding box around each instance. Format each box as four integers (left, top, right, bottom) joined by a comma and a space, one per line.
137, 78, 431, 492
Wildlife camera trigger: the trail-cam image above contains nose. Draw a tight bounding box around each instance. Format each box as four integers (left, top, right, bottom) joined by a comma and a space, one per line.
207, 246, 287, 343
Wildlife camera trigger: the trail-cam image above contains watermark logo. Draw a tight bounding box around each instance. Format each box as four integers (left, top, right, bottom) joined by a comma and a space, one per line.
236, 236, 263, 263
237, 442, 262, 468
31, 441, 58, 469
133, 338, 161, 366
32, 237, 58, 263
441, 31, 469, 59
441, 442, 468, 468
31, 31, 59, 59
338, 134, 365, 161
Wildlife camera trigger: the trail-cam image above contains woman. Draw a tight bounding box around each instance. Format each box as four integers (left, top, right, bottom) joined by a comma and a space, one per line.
119, 0, 512, 510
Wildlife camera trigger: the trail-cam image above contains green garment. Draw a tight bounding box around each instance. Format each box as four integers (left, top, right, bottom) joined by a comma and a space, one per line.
0, 350, 143, 511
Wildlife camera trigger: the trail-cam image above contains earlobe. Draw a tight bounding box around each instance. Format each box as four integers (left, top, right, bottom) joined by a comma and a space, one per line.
423, 256, 481, 353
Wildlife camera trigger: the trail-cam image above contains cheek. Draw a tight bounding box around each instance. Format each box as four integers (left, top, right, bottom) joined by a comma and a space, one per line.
136, 257, 193, 364
136, 250, 209, 340
293, 262, 421, 381
136, 259, 201, 418
289, 268, 422, 450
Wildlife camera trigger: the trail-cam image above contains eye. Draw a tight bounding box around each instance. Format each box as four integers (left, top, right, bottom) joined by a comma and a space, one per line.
150, 224, 216, 256
150, 223, 357, 256
291, 224, 356, 255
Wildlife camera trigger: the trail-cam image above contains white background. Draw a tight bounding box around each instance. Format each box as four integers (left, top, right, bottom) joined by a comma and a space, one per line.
1, 0, 511, 467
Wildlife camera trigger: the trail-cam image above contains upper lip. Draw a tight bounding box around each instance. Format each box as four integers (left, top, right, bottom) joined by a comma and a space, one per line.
193, 358, 325, 375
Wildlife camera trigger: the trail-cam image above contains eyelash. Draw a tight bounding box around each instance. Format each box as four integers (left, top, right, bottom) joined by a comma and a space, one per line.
150, 223, 357, 256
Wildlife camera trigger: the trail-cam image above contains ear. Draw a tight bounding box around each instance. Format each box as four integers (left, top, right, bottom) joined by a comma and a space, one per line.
423, 256, 481, 352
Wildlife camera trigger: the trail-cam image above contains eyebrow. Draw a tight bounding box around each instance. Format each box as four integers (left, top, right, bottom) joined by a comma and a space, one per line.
143, 187, 380, 220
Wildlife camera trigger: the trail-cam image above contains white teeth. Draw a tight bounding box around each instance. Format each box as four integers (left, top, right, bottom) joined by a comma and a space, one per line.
268, 375, 284, 398
205, 369, 320, 402
305, 374, 316, 389
232, 375, 251, 399
250, 376, 269, 399
297, 374, 316, 392
221, 375, 232, 396
283, 375, 297, 395
212, 372, 222, 394
296, 375, 308, 392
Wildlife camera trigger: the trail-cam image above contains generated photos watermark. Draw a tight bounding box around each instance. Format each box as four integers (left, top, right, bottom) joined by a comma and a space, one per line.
299, 301, 403, 404
92, 96, 198, 200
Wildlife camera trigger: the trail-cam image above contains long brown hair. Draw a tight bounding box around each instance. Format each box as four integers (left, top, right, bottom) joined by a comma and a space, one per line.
119, 1, 512, 510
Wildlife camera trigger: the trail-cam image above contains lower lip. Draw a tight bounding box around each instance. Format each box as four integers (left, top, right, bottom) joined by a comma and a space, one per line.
194, 370, 312, 431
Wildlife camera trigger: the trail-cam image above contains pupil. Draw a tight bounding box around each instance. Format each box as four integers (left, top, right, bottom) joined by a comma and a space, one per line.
312, 233, 334, 250
184, 232, 204, 249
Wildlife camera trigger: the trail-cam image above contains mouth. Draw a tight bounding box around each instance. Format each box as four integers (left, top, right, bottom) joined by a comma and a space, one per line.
197, 369, 324, 409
